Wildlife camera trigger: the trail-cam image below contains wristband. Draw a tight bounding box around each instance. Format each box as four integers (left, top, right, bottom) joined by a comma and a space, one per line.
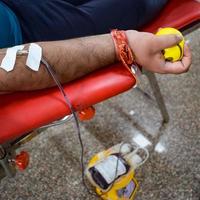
111, 29, 139, 76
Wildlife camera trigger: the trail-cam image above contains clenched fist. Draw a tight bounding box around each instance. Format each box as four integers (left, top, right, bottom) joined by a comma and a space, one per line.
126, 30, 192, 74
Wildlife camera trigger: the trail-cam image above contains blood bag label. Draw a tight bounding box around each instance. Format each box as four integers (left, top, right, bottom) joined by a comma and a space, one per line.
117, 180, 136, 198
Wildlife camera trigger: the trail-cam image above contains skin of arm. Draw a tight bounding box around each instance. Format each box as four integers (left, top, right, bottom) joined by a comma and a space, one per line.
0, 34, 116, 91
0, 30, 192, 92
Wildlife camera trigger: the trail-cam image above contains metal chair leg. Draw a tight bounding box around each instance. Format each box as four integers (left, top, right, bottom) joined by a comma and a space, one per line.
144, 70, 169, 123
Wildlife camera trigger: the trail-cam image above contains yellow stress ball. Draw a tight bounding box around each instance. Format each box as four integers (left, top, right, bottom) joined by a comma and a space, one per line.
156, 27, 184, 62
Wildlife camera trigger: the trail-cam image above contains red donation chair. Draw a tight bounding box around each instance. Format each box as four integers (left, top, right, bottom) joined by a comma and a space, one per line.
0, 0, 199, 179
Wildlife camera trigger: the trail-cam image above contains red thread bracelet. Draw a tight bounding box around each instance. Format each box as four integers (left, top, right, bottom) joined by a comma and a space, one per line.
111, 29, 138, 76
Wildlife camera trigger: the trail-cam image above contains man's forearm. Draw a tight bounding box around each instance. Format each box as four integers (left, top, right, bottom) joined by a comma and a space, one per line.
0, 34, 116, 91
0, 30, 192, 92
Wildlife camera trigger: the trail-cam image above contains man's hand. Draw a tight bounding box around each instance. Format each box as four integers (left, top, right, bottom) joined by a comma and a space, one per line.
126, 30, 192, 74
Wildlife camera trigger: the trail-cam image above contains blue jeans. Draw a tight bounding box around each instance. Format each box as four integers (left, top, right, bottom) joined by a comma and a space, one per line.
1, 0, 167, 45
0, 1, 22, 48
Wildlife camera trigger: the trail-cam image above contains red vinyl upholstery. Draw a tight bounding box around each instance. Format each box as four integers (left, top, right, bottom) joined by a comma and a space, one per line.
0, 0, 200, 144
142, 0, 200, 32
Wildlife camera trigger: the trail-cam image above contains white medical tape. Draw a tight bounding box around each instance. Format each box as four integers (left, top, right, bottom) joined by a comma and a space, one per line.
26, 43, 42, 71
0, 45, 24, 72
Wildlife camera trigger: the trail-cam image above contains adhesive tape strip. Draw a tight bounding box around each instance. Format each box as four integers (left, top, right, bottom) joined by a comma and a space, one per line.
26, 43, 42, 71
0, 45, 24, 72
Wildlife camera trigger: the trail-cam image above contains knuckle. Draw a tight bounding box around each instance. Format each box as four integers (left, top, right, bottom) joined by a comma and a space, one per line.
182, 65, 190, 73
184, 67, 189, 73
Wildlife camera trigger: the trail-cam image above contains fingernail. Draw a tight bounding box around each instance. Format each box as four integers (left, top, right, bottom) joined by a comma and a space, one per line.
176, 34, 183, 41
185, 40, 190, 44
